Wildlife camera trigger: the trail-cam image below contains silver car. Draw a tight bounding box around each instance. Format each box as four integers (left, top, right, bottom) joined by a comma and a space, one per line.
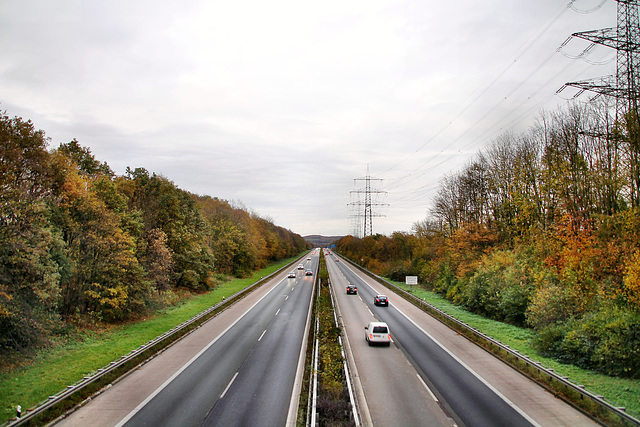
364, 322, 391, 346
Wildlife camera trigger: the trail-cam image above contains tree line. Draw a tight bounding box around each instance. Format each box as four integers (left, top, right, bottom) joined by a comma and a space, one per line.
336, 101, 640, 378
0, 113, 308, 356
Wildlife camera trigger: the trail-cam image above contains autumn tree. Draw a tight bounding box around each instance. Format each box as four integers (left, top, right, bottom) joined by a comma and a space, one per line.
52, 154, 149, 321
124, 168, 215, 290
0, 114, 63, 351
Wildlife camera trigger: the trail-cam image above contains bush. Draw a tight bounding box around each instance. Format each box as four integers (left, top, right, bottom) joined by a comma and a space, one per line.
532, 306, 640, 378
587, 308, 640, 378
462, 265, 501, 318
385, 260, 414, 282
460, 250, 537, 326
532, 323, 569, 361
434, 262, 457, 296
526, 284, 578, 330
178, 270, 201, 290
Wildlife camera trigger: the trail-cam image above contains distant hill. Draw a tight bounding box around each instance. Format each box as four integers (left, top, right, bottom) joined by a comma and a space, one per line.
304, 235, 344, 248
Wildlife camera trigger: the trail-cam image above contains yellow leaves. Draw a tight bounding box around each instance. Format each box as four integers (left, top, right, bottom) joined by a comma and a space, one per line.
0, 286, 14, 317
85, 283, 129, 321
622, 250, 640, 309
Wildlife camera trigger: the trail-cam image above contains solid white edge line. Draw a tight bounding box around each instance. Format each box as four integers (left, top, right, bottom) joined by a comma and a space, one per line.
416, 373, 439, 403
393, 305, 541, 427
114, 277, 286, 427
327, 259, 373, 426
220, 372, 239, 399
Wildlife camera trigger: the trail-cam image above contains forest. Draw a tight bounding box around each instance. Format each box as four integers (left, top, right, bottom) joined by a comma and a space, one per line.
0, 112, 308, 361
336, 101, 640, 378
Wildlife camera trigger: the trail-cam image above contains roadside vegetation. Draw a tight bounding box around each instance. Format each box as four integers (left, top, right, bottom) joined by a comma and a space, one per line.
1, 111, 309, 421
0, 258, 298, 422
336, 102, 640, 417
315, 252, 351, 425
1, 111, 307, 370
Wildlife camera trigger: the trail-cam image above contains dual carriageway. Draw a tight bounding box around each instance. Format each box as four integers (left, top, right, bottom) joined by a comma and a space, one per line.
54, 249, 596, 426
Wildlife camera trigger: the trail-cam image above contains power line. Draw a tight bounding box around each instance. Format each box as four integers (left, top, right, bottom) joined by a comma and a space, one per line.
348, 166, 387, 237
562, 0, 640, 121
380, 0, 576, 180
382, 1, 614, 212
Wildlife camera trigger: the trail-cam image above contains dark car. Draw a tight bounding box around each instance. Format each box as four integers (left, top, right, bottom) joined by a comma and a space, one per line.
346, 285, 358, 294
373, 295, 389, 306
305, 269, 313, 276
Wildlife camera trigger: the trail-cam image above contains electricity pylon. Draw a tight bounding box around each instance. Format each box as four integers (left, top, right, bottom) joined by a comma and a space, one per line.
560, 0, 640, 207
562, 0, 640, 120
349, 166, 387, 238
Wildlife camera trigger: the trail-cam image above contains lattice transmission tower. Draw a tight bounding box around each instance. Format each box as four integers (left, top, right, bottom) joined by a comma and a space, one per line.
348, 167, 387, 238
559, 0, 640, 206
562, 0, 640, 121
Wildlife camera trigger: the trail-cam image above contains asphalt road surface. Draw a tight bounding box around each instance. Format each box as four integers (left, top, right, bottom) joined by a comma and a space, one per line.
327, 257, 455, 426
326, 252, 598, 427
57, 253, 317, 427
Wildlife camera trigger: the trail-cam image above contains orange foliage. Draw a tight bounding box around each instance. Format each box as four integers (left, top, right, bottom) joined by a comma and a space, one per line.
448, 223, 499, 278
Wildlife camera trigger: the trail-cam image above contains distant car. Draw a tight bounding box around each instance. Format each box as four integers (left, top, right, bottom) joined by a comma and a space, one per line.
364, 322, 391, 346
334, 258, 339, 262
346, 285, 358, 294
307, 257, 311, 260
287, 272, 296, 278
297, 264, 304, 270
373, 295, 389, 306
305, 269, 313, 276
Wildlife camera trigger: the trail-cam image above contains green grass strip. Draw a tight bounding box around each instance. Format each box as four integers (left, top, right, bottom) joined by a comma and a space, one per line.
390, 281, 640, 419
0, 257, 299, 422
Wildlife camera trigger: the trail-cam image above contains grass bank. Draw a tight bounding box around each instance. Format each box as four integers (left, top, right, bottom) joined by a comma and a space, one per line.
0, 257, 299, 423
390, 280, 640, 419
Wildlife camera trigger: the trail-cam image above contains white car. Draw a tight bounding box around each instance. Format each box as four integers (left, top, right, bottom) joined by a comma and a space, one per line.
364, 322, 391, 346
287, 272, 296, 278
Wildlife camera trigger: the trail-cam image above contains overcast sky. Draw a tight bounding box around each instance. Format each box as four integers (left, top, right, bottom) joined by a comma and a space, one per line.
0, 0, 618, 236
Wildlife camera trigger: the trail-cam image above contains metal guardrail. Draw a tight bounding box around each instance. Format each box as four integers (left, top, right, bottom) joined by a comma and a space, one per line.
307, 319, 320, 427
7, 255, 307, 427
328, 279, 361, 426
338, 254, 640, 427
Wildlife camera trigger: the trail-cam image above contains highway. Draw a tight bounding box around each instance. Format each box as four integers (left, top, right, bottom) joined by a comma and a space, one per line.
56, 248, 598, 427
327, 252, 598, 427
327, 256, 455, 426
57, 253, 317, 427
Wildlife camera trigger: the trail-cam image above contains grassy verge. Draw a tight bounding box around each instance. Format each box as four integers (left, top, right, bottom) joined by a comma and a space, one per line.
0, 257, 299, 423
390, 281, 640, 419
